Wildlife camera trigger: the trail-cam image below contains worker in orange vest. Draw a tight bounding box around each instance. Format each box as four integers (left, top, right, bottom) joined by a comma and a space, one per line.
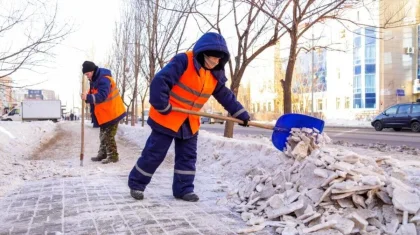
81, 61, 126, 164
128, 32, 250, 202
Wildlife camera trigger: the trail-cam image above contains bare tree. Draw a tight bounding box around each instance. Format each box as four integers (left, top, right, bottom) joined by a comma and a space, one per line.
129, 0, 143, 127
193, 0, 289, 137
136, 0, 196, 125
246, 0, 410, 114
108, 0, 194, 126
109, 4, 136, 124
0, 0, 72, 79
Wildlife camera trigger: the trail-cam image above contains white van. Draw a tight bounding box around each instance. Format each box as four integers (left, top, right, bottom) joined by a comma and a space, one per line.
1, 107, 22, 121
1, 100, 61, 122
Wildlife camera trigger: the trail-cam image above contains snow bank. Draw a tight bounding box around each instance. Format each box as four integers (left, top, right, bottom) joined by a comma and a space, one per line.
0, 121, 57, 195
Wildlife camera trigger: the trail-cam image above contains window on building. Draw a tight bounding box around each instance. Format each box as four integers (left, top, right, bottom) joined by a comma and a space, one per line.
257, 103, 260, 112
354, 45, 361, 65
353, 29, 361, 65
263, 103, 267, 112
417, 25, 420, 79
365, 28, 376, 64
353, 93, 362, 108
365, 46, 376, 64
365, 93, 376, 108
365, 74, 375, 93
268, 102, 272, 112
353, 75, 362, 93
364, 27, 377, 109
345, 97, 350, 109
317, 99, 323, 111
365, 74, 376, 108
252, 104, 255, 113
336, 98, 341, 109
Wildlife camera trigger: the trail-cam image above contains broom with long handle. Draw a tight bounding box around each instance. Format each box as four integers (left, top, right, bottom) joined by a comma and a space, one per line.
80, 76, 86, 167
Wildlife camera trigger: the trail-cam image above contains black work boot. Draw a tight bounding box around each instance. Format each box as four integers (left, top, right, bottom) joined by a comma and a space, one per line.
176, 193, 199, 202
101, 157, 119, 164
91, 155, 106, 162
130, 189, 144, 200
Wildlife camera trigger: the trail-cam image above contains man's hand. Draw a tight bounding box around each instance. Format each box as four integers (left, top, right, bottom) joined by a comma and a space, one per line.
81, 93, 88, 101
239, 119, 249, 127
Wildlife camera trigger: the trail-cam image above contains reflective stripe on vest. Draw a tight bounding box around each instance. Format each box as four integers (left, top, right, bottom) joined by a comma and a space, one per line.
149, 51, 218, 134
91, 76, 126, 125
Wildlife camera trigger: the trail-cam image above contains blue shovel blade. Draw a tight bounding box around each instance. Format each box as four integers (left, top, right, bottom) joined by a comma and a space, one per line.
272, 113, 325, 151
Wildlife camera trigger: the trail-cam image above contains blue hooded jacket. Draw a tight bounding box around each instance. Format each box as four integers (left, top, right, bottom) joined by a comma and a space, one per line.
147, 32, 250, 139
87, 67, 126, 127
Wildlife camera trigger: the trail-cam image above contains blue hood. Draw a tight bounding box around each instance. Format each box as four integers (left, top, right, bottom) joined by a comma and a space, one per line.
193, 32, 230, 70
93, 68, 112, 82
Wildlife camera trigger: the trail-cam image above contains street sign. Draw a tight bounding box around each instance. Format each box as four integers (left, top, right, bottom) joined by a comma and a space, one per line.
27, 89, 43, 100
396, 89, 405, 96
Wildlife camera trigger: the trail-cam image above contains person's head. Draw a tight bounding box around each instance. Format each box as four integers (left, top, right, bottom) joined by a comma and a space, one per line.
193, 32, 230, 71
82, 61, 98, 80
201, 50, 225, 70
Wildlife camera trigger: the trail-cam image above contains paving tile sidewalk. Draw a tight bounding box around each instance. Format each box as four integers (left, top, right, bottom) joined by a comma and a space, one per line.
0, 171, 274, 235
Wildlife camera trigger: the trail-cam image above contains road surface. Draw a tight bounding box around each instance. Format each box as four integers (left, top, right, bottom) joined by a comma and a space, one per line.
200, 124, 420, 149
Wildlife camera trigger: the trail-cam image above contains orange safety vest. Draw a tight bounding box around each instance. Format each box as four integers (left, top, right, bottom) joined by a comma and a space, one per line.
149, 51, 218, 134
91, 76, 126, 125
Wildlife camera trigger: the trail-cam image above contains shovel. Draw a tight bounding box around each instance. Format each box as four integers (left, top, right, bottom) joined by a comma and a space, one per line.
171, 107, 325, 151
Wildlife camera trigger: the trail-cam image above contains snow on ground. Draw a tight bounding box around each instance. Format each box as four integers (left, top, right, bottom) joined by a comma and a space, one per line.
260, 118, 372, 128
0, 120, 419, 199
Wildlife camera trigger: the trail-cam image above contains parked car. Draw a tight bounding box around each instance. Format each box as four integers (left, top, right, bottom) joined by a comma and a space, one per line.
200, 112, 224, 124
371, 101, 420, 132
201, 116, 211, 124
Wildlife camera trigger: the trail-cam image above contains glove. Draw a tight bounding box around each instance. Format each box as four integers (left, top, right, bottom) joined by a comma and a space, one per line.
239, 119, 249, 127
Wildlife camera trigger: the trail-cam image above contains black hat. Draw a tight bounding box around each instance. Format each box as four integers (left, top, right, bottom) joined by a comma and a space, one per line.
82, 61, 97, 73
203, 50, 225, 58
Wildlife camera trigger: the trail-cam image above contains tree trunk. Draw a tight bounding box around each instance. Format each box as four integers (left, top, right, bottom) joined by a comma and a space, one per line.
283, 37, 298, 114
135, 97, 138, 124
223, 85, 239, 138
141, 99, 145, 127
125, 106, 130, 124
131, 99, 135, 126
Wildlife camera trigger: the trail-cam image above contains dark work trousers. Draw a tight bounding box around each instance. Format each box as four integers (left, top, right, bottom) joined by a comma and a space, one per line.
128, 130, 198, 197
98, 122, 119, 160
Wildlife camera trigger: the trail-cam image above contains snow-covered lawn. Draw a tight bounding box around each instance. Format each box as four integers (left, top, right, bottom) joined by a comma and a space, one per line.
1, 120, 418, 198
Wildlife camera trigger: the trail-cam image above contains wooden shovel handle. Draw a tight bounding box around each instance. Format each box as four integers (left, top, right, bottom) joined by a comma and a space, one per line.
171, 107, 275, 130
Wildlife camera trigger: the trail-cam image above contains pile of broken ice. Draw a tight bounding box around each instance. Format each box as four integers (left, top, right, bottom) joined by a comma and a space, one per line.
231, 128, 420, 234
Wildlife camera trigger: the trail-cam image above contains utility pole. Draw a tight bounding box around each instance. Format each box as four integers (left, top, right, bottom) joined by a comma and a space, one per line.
311, 33, 314, 116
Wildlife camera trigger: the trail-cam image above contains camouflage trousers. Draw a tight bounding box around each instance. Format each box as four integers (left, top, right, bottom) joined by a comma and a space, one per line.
97, 122, 119, 161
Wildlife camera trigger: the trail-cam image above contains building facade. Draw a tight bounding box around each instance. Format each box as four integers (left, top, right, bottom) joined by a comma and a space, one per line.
0, 76, 13, 113
42, 89, 56, 100
280, 0, 420, 120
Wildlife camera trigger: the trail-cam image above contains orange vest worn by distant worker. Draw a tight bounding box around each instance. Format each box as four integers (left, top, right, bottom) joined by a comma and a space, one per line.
91, 76, 126, 125
149, 51, 218, 134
